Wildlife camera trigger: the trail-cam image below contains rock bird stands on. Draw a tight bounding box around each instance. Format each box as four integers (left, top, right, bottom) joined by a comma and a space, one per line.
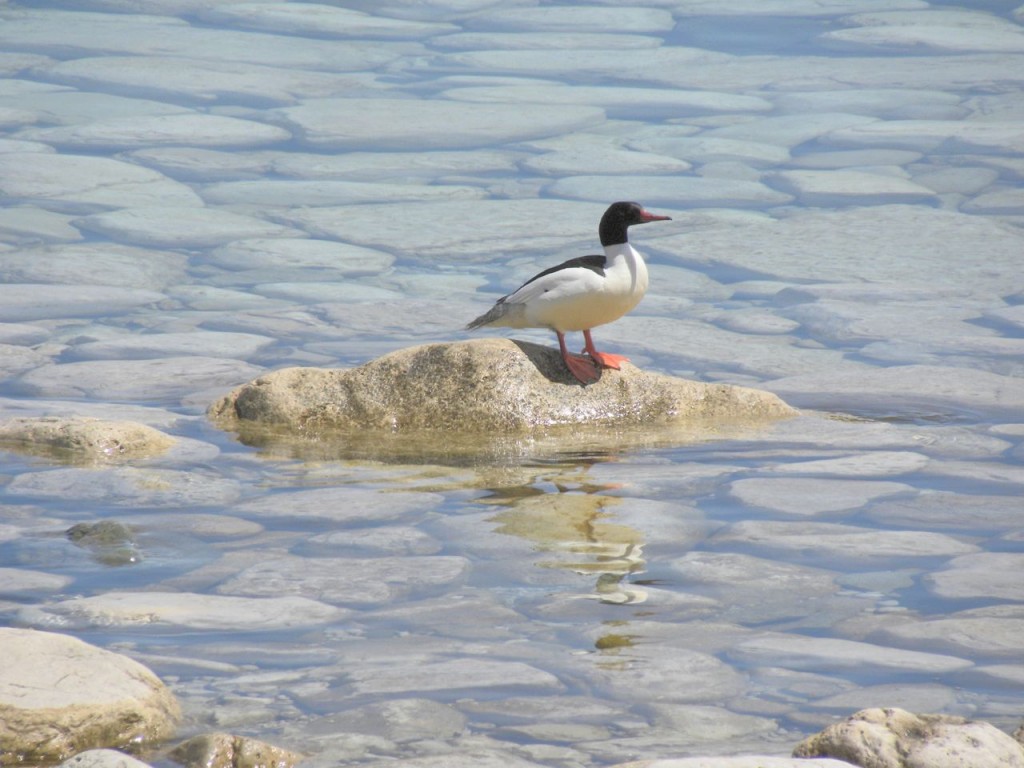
467, 201, 672, 384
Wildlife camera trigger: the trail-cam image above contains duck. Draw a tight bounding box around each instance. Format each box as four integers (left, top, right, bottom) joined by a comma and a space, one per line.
466, 201, 671, 384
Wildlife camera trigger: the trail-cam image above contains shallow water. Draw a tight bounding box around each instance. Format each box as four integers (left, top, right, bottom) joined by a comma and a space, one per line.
1, 1, 1024, 765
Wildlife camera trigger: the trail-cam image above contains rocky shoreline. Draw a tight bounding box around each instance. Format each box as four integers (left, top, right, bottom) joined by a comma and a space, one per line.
3, 628, 1022, 768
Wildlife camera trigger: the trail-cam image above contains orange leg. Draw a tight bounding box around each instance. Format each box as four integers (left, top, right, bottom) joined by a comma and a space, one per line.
583, 329, 629, 370
557, 331, 599, 384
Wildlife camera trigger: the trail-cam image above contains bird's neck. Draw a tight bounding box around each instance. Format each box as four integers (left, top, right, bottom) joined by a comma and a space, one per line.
604, 241, 642, 264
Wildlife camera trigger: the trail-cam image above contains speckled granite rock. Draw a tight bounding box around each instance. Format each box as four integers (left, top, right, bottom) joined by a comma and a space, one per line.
793, 707, 1024, 767
170, 732, 302, 768
0, 416, 175, 462
208, 339, 795, 435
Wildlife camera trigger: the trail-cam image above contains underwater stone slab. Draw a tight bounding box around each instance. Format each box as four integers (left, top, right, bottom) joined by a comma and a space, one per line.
911, 165, 1000, 195
347, 658, 563, 696
0, 243, 188, 290
67, 331, 275, 361
0, 206, 82, 244
0, 345, 50, 381
272, 147, 521, 181
870, 611, 1024, 660
274, 98, 606, 151
731, 634, 972, 675
549, 175, 791, 208
790, 148, 924, 169
464, 5, 674, 33
199, 4, 457, 39
201, 179, 485, 207
0, 87, 187, 125
60, 749, 156, 768
21, 591, 345, 630
670, 1, 927, 15
280, 198, 601, 259
0, 323, 49, 346
0, 285, 165, 322
305, 526, 442, 557
672, 552, 836, 596
766, 451, 929, 477
0, 396, 184, 430
0, 628, 180, 765
0, 10, 401, 70
217, 554, 470, 606
627, 135, 790, 167
432, 32, 663, 52
768, 170, 938, 206
707, 113, 879, 147
21, 113, 292, 150
6, 466, 240, 507
208, 239, 394, 275
0, 153, 202, 211
654, 206, 1024, 289
712, 520, 977, 561
522, 139, 691, 176
772, 89, 963, 120
440, 47, 731, 87
961, 187, 1024, 215
589, 646, 745, 704
126, 146, 279, 182
17, 357, 263, 402
866, 491, 1023, 532
75, 207, 301, 248
821, 11, 1024, 54
926, 552, 1024, 601
726, 477, 912, 515
442, 84, 771, 119
232, 486, 442, 523
824, 119, 1024, 154
766, 364, 1024, 419
0, 567, 71, 593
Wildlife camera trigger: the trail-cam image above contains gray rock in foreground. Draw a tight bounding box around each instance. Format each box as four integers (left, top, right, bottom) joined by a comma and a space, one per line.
208, 339, 795, 439
793, 707, 1024, 767
0, 628, 180, 765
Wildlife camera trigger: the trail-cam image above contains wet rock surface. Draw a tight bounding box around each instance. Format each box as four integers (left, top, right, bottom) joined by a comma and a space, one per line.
0, 416, 175, 462
209, 339, 796, 436
0, 629, 180, 765
793, 707, 1024, 767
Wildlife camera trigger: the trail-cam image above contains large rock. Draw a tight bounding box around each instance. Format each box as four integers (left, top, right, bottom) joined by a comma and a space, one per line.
793, 707, 1024, 767
0, 628, 180, 765
208, 339, 795, 439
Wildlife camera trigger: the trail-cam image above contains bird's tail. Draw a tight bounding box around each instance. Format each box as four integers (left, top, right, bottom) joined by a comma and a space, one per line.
466, 299, 512, 330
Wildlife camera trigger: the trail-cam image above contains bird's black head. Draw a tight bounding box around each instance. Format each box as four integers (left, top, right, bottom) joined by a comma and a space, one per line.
599, 201, 672, 246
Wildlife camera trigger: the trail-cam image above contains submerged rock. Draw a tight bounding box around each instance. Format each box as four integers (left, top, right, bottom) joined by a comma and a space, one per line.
170, 732, 302, 768
793, 707, 1024, 767
0, 416, 175, 462
208, 339, 795, 438
0, 628, 180, 765
67, 520, 140, 566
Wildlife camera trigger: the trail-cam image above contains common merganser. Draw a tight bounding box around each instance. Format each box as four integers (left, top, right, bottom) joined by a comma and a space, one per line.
467, 201, 671, 384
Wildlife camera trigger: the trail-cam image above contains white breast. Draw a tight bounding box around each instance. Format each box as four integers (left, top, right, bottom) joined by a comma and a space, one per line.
521, 242, 648, 332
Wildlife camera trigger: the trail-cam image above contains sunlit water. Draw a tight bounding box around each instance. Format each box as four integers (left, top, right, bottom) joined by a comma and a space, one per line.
1, 1, 1023, 765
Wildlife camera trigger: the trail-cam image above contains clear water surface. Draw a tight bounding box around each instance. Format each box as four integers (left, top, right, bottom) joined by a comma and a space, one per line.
0, 1, 1023, 765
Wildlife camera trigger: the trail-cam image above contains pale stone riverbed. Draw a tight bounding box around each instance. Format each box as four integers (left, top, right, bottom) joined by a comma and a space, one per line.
1, 1, 1023, 766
